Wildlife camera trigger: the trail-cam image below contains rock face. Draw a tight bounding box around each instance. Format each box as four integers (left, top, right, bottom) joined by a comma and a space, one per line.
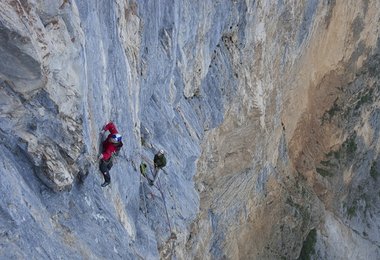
1, 0, 380, 259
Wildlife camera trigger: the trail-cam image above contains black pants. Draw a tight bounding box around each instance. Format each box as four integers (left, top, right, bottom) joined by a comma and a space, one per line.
99, 159, 113, 183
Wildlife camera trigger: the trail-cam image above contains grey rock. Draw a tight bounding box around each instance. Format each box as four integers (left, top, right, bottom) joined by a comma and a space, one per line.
1, 0, 380, 259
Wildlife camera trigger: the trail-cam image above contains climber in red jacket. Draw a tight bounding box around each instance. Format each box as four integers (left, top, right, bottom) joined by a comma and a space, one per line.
98, 122, 123, 187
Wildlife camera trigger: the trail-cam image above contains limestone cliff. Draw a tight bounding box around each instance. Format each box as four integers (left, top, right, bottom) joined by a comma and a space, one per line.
0, 0, 380, 259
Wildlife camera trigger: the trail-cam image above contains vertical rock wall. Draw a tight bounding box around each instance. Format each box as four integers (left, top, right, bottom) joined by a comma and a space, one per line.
189, 0, 380, 259
0, 0, 380, 259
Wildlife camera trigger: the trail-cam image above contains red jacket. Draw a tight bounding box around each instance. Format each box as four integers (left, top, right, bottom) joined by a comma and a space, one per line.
101, 122, 123, 161
103, 122, 118, 135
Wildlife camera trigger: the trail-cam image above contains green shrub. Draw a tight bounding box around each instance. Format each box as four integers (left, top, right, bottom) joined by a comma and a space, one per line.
320, 160, 333, 167
355, 90, 373, 110
370, 162, 379, 180
347, 205, 356, 219
316, 168, 332, 177
322, 99, 340, 123
326, 150, 340, 160
345, 136, 357, 156
141, 137, 145, 145
298, 229, 317, 260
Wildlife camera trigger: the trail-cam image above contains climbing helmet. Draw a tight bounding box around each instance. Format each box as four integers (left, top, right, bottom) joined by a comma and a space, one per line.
110, 133, 122, 143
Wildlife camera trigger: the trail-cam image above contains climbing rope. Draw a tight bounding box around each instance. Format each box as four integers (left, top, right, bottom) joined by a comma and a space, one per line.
140, 155, 177, 257
156, 178, 172, 231
139, 171, 148, 216
156, 178, 177, 259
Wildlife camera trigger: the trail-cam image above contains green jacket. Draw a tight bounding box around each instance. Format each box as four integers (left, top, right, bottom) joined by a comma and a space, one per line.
154, 154, 167, 168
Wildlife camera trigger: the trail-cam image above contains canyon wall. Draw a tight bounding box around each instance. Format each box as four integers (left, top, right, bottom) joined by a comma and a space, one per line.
0, 0, 379, 259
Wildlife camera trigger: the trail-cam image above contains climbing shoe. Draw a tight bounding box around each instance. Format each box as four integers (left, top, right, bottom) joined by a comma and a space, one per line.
101, 181, 110, 187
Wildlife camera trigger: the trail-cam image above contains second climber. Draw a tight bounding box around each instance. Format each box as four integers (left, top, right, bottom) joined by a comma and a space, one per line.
149, 149, 167, 185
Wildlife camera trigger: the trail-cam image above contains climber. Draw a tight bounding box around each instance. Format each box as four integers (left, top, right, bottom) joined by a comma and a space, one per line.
98, 122, 123, 187
149, 149, 167, 185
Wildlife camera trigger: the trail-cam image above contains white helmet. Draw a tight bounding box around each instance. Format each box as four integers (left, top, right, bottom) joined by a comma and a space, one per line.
159, 149, 164, 155
110, 134, 122, 143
